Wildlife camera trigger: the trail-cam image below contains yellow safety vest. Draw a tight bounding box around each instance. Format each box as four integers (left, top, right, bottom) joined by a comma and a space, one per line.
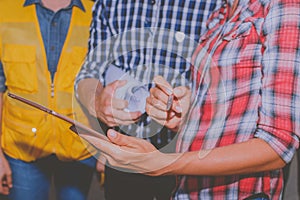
0, 0, 97, 161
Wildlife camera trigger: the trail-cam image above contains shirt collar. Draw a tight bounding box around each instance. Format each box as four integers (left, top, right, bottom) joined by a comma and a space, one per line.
23, 0, 86, 12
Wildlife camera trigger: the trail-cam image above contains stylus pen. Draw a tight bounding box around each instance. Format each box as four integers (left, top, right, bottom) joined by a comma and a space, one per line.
166, 94, 173, 111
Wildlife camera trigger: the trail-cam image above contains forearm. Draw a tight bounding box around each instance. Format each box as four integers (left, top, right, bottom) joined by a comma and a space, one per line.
162, 138, 285, 176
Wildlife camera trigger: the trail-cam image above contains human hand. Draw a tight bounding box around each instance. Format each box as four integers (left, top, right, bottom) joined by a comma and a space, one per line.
0, 153, 12, 195
146, 76, 191, 131
80, 129, 180, 176
94, 80, 143, 127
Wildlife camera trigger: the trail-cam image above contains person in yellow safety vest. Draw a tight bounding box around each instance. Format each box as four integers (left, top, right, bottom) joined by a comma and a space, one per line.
0, 0, 100, 199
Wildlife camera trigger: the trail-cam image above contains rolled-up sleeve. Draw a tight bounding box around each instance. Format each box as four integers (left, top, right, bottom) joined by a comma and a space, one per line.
75, 0, 111, 91
254, 0, 300, 163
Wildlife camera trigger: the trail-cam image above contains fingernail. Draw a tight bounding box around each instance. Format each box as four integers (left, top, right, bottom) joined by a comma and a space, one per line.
174, 87, 183, 96
175, 106, 182, 113
109, 130, 117, 138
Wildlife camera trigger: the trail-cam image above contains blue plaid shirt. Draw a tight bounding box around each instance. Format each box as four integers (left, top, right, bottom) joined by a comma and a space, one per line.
75, 0, 222, 147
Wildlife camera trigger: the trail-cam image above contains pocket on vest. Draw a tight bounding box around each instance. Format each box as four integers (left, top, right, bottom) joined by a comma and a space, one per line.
2, 44, 38, 93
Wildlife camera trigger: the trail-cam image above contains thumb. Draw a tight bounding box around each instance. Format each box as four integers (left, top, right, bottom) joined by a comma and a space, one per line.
173, 86, 188, 98
107, 80, 127, 92
153, 76, 173, 95
107, 129, 129, 146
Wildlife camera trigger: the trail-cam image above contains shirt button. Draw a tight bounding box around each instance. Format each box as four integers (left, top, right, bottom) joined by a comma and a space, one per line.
52, 22, 57, 27
50, 46, 55, 51
175, 31, 185, 43
151, 0, 155, 5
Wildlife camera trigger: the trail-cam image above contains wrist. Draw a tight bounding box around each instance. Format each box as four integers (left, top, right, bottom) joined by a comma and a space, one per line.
77, 79, 103, 112
156, 153, 183, 176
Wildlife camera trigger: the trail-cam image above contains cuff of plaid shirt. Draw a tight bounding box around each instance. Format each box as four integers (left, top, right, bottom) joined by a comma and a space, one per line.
254, 128, 298, 164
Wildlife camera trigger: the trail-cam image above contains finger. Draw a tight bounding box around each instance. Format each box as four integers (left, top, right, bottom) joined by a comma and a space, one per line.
150, 87, 169, 105
0, 180, 10, 195
170, 96, 183, 114
149, 88, 175, 112
101, 115, 137, 127
146, 95, 166, 111
111, 110, 142, 121
155, 113, 182, 130
107, 129, 157, 153
172, 86, 191, 113
104, 110, 142, 126
97, 99, 140, 123
107, 129, 126, 145
153, 76, 173, 95
0, 181, 4, 194
173, 86, 188, 99
107, 80, 127, 92
80, 134, 118, 155
146, 103, 168, 120
98, 80, 127, 108
6, 173, 12, 188
107, 129, 139, 148
100, 118, 119, 127
102, 116, 133, 127
111, 118, 139, 126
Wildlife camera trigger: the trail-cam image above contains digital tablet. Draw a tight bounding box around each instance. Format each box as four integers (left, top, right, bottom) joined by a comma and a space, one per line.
7, 92, 109, 142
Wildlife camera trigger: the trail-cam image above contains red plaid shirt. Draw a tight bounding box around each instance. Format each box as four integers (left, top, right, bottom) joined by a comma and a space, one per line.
174, 0, 300, 199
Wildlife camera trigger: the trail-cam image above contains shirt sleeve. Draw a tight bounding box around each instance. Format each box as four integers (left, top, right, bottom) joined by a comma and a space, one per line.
254, 0, 300, 163
75, 0, 112, 91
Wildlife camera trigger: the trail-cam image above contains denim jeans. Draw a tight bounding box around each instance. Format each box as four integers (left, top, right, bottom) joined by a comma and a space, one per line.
2, 154, 96, 200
